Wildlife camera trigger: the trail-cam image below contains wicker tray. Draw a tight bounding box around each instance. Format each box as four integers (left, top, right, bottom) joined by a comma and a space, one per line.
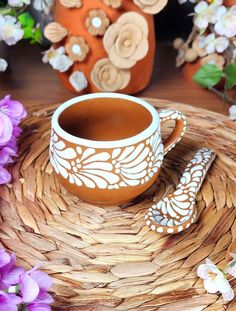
0, 99, 236, 311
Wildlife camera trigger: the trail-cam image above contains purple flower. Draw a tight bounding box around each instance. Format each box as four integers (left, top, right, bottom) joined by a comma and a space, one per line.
0, 95, 26, 185
28, 303, 52, 311
32, 290, 54, 304
0, 146, 17, 165
12, 126, 22, 139
19, 264, 53, 305
0, 249, 53, 311
27, 291, 53, 311
0, 291, 22, 311
0, 249, 25, 290
20, 272, 39, 303
29, 266, 53, 292
0, 95, 27, 126
4, 133, 18, 152
0, 165, 11, 184
0, 141, 18, 184
0, 110, 13, 145
0, 248, 11, 267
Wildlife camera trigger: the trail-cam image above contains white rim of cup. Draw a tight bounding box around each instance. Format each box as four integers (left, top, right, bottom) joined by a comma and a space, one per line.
52, 93, 159, 149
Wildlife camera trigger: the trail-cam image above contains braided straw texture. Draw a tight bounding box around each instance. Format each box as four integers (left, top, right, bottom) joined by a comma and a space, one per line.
0, 99, 235, 311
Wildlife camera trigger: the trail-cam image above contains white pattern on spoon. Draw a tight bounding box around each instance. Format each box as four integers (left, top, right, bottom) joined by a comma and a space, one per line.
145, 148, 216, 234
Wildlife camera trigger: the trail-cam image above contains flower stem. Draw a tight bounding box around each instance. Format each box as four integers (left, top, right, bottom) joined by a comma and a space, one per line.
208, 86, 236, 105
18, 304, 27, 311
186, 26, 197, 45
0, 4, 27, 16
0, 7, 12, 15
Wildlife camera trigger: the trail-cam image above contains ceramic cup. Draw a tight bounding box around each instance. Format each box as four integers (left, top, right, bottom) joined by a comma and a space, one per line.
50, 93, 186, 205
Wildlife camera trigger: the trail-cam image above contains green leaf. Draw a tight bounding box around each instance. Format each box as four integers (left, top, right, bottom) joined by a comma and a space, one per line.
193, 64, 224, 88
28, 27, 42, 44
18, 12, 34, 28
225, 64, 236, 90
33, 28, 42, 43
18, 12, 42, 44
23, 27, 33, 39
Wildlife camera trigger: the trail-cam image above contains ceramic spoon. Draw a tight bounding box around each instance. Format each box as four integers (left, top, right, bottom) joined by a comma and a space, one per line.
145, 148, 216, 234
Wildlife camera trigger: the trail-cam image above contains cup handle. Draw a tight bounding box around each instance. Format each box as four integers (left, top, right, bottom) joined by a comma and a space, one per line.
159, 110, 187, 155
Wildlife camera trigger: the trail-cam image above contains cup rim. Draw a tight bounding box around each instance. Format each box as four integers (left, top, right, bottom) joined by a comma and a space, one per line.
51, 93, 159, 149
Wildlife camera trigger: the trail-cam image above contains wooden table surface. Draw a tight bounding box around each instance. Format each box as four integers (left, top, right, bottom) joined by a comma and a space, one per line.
0, 42, 232, 115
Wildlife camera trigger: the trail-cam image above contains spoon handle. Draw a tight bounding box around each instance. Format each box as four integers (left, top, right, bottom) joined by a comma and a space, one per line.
177, 148, 216, 194
145, 148, 216, 234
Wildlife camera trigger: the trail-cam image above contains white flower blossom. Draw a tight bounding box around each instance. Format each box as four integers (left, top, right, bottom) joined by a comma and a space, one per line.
229, 105, 236, 121
215, 5, 236, 38
222, 289, 235, 301
199, 33, 229, 54
178, 0, 196, 4
194, 0, 223, 30
225, 253, 236, 277
197, 259, 234, 302
69, 71, 88, 92
43, 46, 73, 72
8, 0, 30, 7
0, 15, 24, 46
0, 58, 8, 72
33, 0, 54, 15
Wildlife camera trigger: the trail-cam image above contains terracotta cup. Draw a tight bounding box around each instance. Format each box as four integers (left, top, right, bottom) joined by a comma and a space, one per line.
50, 93, 186, 205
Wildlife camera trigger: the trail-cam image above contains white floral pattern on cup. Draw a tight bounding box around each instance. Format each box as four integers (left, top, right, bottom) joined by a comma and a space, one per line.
50, 130, 164, 189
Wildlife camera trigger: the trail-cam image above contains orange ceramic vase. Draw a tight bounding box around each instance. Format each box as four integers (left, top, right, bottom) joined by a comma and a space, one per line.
225, 0, 236, 6
182, 60, 201, 85
50, 1, 156, 95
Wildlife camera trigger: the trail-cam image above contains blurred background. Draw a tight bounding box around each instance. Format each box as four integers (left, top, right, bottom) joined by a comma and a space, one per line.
154, 0, 193, 42
0, 0, 231, 115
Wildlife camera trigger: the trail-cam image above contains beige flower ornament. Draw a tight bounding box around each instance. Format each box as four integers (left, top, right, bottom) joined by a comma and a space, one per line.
133, 0, 168, 14
103, 12, 149, 69
65, 36, 89, 62
59, 0, 82, 8
91, 58, 131, 91
201, 53, 225, 70
44, 22, 68, 43
103, 0, 122, 8
85, 9, 110, 36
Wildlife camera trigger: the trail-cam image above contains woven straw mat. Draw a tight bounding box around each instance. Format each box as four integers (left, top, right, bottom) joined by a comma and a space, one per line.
0, 99, 236, 311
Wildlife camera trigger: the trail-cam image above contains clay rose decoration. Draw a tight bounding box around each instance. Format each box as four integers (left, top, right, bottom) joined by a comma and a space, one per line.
133, 0, 168, 14
91, 58, 131, 91
103, 12, 149, 69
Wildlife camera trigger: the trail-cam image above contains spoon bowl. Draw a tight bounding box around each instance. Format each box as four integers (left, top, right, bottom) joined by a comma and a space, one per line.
145, 148, 216, 234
